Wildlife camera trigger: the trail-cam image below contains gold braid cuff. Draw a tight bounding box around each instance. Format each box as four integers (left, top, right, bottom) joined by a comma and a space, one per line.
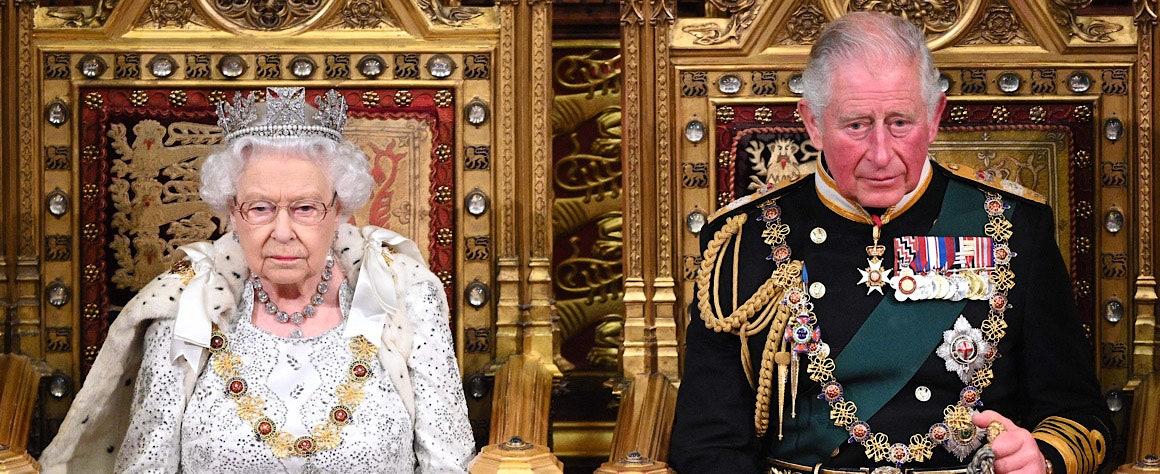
1032, 416, 1106, 474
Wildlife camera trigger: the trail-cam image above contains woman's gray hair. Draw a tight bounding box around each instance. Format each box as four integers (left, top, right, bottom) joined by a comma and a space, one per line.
199, 135, 374, 218
801, 12, 942, 118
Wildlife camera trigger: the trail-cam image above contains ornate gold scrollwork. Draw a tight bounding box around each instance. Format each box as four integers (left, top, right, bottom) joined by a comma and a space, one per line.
852, 0, 962, 34
588, 315, 625, 368
553, 60, 623, 201
554, 213, 625, 370
555, 51, 622, 99
556, 233, 623, 304
810, 0, 981, 48
137, 0, 206, 28
553, 105, 624, 369
206, 0, 326, 31
1049, 0, 1124, 43
334, 0, 395, 29
555, 152, 622, 201
958, 0, 1034, 45
45, 0, 118, 28
552, 48, 625, 370
681, 0, 759, 45
776, 2, 828, 45
417, 0, 482, 27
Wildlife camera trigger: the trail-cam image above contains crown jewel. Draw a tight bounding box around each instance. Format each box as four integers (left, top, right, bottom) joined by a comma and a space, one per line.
216, 87, 348, 142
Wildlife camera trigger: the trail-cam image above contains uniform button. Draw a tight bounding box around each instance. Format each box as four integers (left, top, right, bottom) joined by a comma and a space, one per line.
831, 447, 841, 458
810, 227, 827, 244
809, 282, 826, 299
915, 385, 932, 402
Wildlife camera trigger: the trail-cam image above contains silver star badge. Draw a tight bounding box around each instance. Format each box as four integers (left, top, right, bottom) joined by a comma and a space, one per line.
936, 315, 992, 383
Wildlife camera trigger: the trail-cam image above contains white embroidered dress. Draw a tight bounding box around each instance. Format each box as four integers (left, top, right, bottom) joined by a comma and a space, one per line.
105, 226, 473, 473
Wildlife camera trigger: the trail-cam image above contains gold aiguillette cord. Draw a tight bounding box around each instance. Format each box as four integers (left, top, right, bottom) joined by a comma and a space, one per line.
693, 215, 803, 439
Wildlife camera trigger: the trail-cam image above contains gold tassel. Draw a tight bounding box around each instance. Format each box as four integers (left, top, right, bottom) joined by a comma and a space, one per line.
790, 351, 800, 418
775, 349, 791, 440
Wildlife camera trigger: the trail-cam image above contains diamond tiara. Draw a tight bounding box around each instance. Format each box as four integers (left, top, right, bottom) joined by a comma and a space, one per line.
216, 87, 348, 143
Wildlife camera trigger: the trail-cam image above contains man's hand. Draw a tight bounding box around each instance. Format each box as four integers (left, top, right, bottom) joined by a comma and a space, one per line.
973, 410, 1048, 474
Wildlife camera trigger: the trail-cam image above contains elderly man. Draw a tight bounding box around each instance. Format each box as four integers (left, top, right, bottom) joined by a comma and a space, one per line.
670, 12, 1111, 474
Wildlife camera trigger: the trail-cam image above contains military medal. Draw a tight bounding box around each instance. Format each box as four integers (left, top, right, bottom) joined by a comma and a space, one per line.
890, 268, 922, 301
857, 215, 891, 295
799, 192, 1017, 467
890, 236, 997, 301
707, 181, 1018, 468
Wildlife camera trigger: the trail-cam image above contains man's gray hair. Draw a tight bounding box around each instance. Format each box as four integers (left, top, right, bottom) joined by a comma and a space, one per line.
801, 12, 942, 118
199, 135, 374, 219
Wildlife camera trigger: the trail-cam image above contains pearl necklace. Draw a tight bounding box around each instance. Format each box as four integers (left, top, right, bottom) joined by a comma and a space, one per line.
253, 254, 335, 339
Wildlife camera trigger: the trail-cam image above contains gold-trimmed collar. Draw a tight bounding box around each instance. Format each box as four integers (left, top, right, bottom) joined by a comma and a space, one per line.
814, 159, 933, 224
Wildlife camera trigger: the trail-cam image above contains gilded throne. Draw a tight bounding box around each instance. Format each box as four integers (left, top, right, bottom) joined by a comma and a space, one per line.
1, 0, 1159, 472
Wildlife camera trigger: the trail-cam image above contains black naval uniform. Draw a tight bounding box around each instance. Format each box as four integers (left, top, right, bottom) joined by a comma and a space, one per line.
669, 161, 1112, 473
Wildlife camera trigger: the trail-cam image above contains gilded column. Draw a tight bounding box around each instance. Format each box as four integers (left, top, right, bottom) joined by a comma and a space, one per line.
626, 0, 677, 380
649, 0, 680, 382
619, 0, 648, 379
601, 0, 681, 469
621, 0, 679, 382
524, 0, 559, 371
492, 0, 558, 372
1, 0, 12, 352
494, 0, 522, 359
476, 0, 562, 464
10, 0, 40, 359
1133, 0, 1158, 384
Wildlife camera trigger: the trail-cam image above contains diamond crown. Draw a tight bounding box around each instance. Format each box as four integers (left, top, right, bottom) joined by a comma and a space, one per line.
216, 87, 348, 142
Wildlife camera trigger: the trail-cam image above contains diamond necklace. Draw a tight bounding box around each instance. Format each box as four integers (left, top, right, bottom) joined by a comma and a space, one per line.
252, 254, 335, 339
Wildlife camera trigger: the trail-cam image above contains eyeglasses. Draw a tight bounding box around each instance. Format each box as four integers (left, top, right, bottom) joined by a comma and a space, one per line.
233, 194, 336, 226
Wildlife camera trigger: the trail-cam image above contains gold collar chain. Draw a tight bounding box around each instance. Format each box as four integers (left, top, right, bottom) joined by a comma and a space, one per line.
800, 192, 1015, 468
207, 326, 380, 458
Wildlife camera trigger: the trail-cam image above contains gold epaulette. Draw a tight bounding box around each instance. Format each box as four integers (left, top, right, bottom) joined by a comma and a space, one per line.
1032, 416, 1107, 474
707, 173, 811, 224
941, 162, 1047, 204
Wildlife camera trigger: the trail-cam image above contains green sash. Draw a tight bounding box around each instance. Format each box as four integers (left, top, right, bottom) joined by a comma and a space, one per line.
771, 179, 1014, 463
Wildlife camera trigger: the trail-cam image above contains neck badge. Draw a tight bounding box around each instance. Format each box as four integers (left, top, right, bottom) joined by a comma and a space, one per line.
857, 215, 892, 295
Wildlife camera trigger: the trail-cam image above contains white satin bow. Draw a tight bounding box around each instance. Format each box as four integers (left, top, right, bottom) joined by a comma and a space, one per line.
344, 226, 424, 420
171, 241, 228, 375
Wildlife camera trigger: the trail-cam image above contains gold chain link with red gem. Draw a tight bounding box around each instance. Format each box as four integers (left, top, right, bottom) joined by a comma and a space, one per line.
208, 327, 380, 458
800, 192, 1014, 466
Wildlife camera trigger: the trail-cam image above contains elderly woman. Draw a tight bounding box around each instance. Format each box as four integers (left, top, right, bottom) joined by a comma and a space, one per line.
39, 87, 474, 473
